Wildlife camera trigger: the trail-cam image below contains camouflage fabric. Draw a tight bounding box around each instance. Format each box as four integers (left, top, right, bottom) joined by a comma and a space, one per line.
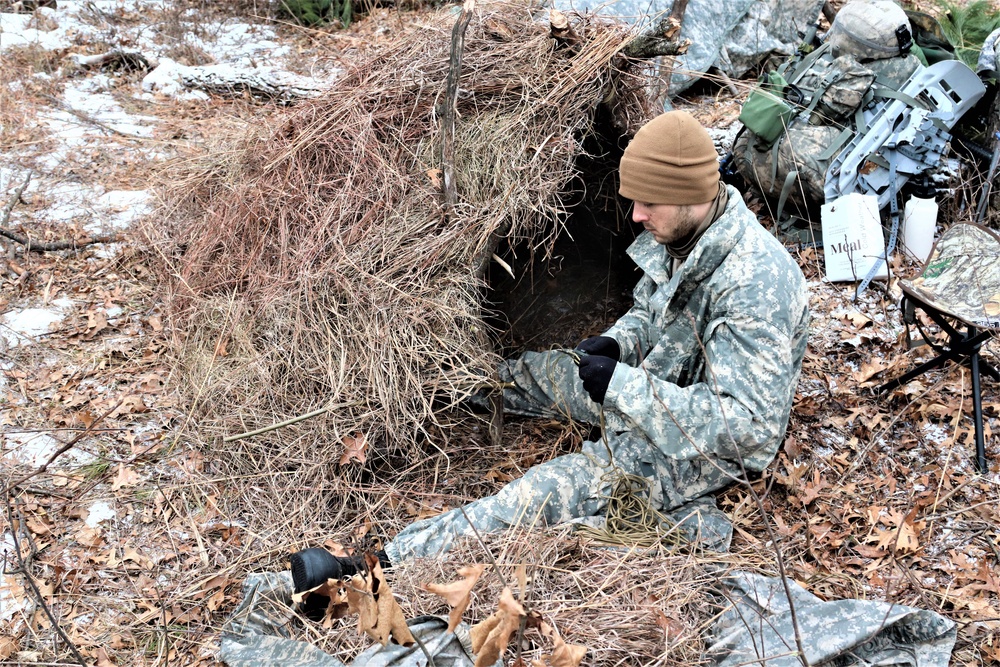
553, 0, 820, 95
707, 572, 957, 667
220, 572, 496, 667
385, 187, 810, 563
797, 54, 875, 123
902, 223, 1000, 329
828, 0, 913, 62
978, 27, 1000, 74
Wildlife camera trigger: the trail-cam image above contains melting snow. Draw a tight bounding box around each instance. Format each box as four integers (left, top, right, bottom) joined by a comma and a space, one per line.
1, 431, 62, 466
1, 307, 65, 347
85, 500, 117, 527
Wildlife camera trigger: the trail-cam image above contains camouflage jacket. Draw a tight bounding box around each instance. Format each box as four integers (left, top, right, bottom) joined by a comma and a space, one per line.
602, 186, 809, 471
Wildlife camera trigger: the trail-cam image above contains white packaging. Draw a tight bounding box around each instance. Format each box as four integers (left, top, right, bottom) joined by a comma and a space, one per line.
821, 193, 889, 282
901, 196, 938, 263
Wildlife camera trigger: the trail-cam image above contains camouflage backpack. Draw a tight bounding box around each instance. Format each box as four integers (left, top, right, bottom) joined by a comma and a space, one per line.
732, 0, 922, 221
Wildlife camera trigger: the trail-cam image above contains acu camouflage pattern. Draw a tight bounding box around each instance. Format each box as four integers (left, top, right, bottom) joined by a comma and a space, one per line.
708, 572, 956, 667
385, 187, 810, 563
978, 27, 1000, 74
220, 572, 495, 667
551, 0, 820, 96
735, 52, 922, 214
902, 223, 1000, 329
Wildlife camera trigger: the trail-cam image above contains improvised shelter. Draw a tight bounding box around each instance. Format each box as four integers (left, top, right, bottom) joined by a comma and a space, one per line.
149, 1, 658, 534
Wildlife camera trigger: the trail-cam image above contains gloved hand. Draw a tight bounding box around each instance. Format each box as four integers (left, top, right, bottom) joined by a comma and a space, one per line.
577, 354, 616, 404
576, 335, 620, 362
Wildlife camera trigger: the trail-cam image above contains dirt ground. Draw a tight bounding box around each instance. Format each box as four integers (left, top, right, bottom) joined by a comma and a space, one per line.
1, 1, 998, 666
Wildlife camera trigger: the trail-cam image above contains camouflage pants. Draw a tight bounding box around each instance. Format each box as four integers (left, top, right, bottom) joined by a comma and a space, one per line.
384, 351, 739, 563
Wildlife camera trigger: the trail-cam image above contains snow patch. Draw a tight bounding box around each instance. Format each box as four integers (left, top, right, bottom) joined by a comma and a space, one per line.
1, 307, 64, 347
1, 431, 61, 467
85, 500, 116, 527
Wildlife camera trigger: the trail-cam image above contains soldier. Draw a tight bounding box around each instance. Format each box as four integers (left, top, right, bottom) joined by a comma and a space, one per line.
291, 111, 810, 588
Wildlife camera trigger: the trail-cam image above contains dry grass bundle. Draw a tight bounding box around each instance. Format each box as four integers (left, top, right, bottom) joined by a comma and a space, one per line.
287, 526, 774, 667
145, 1, 653, 538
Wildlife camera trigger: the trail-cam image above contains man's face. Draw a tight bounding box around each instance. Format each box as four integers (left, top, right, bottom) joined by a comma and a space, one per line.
631, 201, 703, 246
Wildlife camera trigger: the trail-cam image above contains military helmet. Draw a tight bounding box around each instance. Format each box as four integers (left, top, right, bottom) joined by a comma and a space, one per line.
828, 0, 913, 61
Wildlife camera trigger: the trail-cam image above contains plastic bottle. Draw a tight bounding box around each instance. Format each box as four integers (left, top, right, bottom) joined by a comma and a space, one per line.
902, 178, 938, 264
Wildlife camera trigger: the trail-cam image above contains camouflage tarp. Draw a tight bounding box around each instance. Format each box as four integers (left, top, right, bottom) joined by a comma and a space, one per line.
219, 566, 958, 666
219, 571, 498, 667
707, 572, 957, 667
553, 0, 822, 95
903, 223, 1000, 329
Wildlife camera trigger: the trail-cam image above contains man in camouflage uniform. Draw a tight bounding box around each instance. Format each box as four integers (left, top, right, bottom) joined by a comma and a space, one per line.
381, 111, 810, 563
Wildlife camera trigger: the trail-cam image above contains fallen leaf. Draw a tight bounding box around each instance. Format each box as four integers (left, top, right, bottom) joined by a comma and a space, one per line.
545, 634, 587, 667
75, 526, 103, 548
25, 517, 50, 536
852, 359, 888, 384
422, 564, 486, 632
653, 610, 685, 640
0, 637, 16, 660
110, 395, 148, 418
471, 587, 525, 667
894, 519, 922, 554
346, 555, 414, 646
76, 410, 96, 429
95, 647, 115, 667
339, 432, 368, 466
112, 464, 141, 490
538, 620, 587, 667
426, 168, 443, 190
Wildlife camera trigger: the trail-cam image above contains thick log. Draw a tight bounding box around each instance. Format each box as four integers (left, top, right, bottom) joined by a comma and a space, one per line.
622, 15, 690, 60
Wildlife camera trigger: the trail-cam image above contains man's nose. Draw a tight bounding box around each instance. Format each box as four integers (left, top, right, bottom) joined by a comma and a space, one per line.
631, 204, 647, 222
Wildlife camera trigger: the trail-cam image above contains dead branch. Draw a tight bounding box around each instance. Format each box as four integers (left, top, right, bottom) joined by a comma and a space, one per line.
549, 9, 580, 48
440, 0, 476, 212
0, 228, 119, 252
66, 49, 158, 72
176, 66, 326, 102
1, 173, 120, 252
1, 172, 30, 229
2, 492, 87, 667
622, 1, 691, 60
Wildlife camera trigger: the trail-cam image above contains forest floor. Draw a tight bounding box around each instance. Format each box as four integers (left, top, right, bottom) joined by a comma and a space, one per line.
1, 1, 998, 666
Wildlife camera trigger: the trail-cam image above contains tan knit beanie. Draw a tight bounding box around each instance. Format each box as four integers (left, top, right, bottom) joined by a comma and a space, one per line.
619, 111, 720, 205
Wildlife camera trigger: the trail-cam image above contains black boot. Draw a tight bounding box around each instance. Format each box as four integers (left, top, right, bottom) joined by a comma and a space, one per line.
290, 548, 361, 593
289, 548, 393, 594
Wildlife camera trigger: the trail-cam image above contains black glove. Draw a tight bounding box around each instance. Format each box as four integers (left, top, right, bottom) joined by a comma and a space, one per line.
577, 354, 616, 404
575, 335, 620, 362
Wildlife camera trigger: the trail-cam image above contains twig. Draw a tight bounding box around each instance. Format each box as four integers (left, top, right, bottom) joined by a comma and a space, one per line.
3, 491, 87, 667
1, 171, 119, 252
457, 505, 510, 592
41, 93, 149, 139
661, 0, 690, 93
1, 172, 31, 228
222, 400, 364, 442
440, 0, 476, 213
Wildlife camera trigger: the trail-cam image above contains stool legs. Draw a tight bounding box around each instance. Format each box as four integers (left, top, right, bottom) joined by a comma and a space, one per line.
972, 351, 987, 473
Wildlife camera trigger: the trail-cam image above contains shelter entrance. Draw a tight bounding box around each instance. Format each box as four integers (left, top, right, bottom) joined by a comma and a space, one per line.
487, 193, 640, 355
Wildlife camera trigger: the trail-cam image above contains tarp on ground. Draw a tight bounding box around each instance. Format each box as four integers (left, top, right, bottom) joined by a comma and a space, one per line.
553, 0, 823, 95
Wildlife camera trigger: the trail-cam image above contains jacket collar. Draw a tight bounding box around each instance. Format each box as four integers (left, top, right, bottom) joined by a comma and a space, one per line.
626, 186, 750, 302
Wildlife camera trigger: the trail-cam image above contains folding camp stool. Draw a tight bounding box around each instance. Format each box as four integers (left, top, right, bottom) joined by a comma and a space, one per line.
877, 223, 1000, 473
